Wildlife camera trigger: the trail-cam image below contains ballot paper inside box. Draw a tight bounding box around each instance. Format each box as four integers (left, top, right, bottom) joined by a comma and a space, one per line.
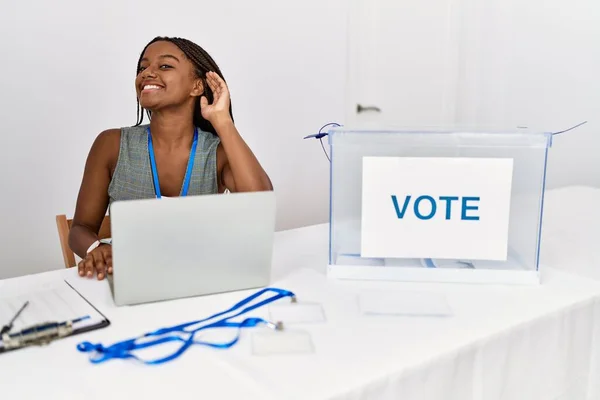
326, 127, 553, 285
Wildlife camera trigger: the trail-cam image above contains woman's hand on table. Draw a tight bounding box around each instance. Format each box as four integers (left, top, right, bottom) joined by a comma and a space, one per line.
78, 244, 112, 280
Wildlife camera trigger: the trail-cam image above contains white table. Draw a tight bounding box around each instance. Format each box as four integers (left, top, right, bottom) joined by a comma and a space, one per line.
1, 186, 600, 400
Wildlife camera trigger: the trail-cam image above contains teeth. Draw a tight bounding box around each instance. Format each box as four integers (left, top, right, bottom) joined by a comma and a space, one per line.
143, 85, 161, 90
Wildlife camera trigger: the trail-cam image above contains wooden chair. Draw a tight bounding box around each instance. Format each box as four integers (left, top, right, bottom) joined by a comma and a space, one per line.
56, 214, 111, 268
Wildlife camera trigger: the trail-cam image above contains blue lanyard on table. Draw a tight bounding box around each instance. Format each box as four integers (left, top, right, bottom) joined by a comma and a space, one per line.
147, 127, 199, 199
76, 287, 296, 365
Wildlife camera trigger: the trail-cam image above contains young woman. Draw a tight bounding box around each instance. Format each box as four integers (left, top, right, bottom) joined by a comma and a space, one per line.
69, 36, 272, 280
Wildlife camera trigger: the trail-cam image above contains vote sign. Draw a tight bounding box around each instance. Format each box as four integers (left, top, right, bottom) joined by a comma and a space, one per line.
360, 156, 514, 261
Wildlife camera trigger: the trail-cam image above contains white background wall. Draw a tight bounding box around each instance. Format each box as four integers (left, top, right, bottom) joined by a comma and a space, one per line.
0, 0, 347, 279
0, 0, 598, 280
346, 0, 599, 191
453, 0, 600, 189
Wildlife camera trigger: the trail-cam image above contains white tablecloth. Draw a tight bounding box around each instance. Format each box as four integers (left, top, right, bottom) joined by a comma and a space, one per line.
540, 185, 600, 281
0, 185, 599, 400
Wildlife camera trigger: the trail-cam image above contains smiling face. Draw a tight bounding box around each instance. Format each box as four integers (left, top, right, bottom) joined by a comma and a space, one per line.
135, 40, 204, 111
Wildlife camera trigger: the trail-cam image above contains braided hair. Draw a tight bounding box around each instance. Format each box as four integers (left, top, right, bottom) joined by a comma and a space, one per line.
134, 36, 233, 136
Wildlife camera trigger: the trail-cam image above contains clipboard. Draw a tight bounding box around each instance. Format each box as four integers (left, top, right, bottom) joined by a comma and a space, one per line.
0, 279, 110, 354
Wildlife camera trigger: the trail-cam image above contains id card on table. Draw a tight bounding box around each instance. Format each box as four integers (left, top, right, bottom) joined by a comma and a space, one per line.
251, 329, 315, 356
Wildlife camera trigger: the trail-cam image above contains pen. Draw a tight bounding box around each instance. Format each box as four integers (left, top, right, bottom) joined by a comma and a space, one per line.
2, 315, 90, 350
0, 301, 29, 336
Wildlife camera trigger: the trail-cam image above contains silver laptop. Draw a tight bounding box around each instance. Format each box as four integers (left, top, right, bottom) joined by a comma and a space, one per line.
108, 191, 276, 306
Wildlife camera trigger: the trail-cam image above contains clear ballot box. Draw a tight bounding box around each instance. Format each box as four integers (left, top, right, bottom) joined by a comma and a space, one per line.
327, 127, 553, 284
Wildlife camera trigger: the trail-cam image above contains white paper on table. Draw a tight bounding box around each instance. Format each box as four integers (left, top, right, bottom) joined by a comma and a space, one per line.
358, 290, 453, 317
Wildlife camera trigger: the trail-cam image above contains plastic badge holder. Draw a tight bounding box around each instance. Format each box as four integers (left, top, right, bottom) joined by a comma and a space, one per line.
250, 301, 324, 356
358, 291, 453, 317
251, 329, 315, 356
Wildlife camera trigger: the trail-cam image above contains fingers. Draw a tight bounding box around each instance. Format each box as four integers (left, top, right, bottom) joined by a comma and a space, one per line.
92, 251, 107, 280
206, 71, 226, 97
77, 246, 112, 280
206, 78, 219, 100
201, 72, 231, 120
83, 257, 95, 278
206, 73, 217, 90
207, 71, 225, 85
78, 258, 86, 277
206, 71, 219, 88
103, 246, 113, 275
78, 252, 94, 278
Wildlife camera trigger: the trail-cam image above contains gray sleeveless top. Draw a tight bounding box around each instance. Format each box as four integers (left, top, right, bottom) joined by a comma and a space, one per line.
108, 124, 220, 204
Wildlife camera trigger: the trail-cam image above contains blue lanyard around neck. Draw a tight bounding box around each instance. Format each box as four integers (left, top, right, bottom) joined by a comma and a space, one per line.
76, 287, 295, 365
147, 127, 199, 199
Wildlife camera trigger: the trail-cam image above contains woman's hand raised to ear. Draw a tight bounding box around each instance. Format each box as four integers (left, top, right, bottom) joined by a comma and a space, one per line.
78, 244, 112, 280
200, 71, 232, 128
200, 71, 273, 193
